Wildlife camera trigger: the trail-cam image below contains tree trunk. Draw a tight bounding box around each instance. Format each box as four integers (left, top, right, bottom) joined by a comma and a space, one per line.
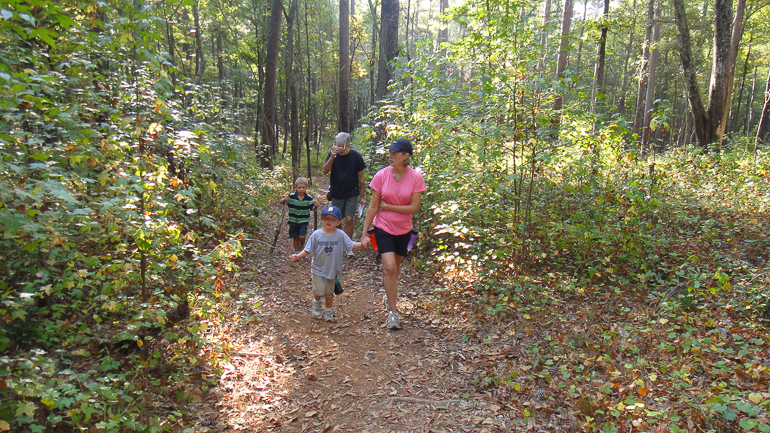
745, 65, 757, 135
287, 0, 300, 178
304, 0, 314, 180
185, 0, 206, 108
260, 0, 282, 168
438, 0, 449, 48
618, 0, 637, 117
757, 68, 770, 145
591, 0, 610, 114
702, 0, 738, 148
730, 36, 751, 133
339, 0, 351, 132
672, 0, 713, 147
632, 0, 654, 138
716, 0, 745, 138
553, 0, 574, 115
367, 0, 380, 102
377, 0, 399, 99
641, 2, 660, 149
217, 32, 226, 109
538, 0, 551, 68
574, 1, 587, 86
405, 0, 412, 61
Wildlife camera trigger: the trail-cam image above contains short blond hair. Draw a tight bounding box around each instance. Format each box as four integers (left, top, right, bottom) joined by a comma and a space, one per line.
294, 177, 308, 186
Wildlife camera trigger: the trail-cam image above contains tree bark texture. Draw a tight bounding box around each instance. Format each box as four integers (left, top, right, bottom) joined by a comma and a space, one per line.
377, 0, 399, 99
716, 0, 745, 137
672, 0, 711, 147
260, 0, 282, 168
641, 2, 661, 149
591, 0, 610, 114
553, 0, 573, 114
618, 0, 637, 117
745, 65, 757, 135
437, 0, 449, 48
632, 0, 654, 138
287, 0, 300, 178
338, 0, 350, 132
757, 68, 770, 145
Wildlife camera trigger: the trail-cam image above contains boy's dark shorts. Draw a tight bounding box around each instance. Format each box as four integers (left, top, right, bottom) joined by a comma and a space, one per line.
288, 223, 309, 239
331, 196, 358, 219
373, 226, 410, 257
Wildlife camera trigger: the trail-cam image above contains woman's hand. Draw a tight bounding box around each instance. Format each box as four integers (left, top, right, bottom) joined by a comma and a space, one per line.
361, 236, 370, 248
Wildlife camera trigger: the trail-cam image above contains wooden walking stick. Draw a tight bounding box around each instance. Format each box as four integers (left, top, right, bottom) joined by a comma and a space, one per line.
270, 202, 288, 255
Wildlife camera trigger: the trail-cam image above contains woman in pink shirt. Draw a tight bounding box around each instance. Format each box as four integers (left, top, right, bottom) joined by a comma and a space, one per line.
361, 138, 427, 329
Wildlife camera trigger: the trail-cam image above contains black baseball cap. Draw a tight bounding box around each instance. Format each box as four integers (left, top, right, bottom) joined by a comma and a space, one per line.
386, 138, 413, 155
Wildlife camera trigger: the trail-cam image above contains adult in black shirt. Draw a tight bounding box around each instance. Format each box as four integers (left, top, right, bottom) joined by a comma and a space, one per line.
322, 132, 366, 245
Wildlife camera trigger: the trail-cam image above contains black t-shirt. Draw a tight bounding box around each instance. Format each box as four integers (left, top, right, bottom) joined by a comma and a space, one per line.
326, 149, 366, 199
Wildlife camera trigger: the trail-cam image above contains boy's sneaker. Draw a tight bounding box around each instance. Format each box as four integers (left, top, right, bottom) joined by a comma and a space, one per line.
324, 307, 334, 322
311, 299, 322, 319
382, 294, 389, 311
385, 311, 400, 329
345, 251, 354, 258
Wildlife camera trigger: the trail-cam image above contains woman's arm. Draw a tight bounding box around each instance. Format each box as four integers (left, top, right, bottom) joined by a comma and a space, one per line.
379, 191, 423, 215
360, 190, 381, 244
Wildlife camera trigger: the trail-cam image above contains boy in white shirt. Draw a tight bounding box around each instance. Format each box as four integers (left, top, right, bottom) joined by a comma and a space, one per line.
290, 206, 364, 322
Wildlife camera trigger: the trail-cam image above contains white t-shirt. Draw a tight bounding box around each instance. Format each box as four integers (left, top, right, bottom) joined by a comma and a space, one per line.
303, 228, 356, 279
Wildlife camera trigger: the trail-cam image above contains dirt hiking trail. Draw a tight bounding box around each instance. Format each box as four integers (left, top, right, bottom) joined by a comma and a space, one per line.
194, 178, 548, 432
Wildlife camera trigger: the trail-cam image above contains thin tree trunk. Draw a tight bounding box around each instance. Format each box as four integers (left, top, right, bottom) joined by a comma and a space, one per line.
287, 0, 300, 178
745, 65, 757, 135
438, 0, 449, 48
756, 68, 770, 145
368, 0, 380, 102
185, 0, 206, 108
730, 36, 751, 133
304, 0, 313, 180
339, 0, 351, 132
574, 1, 587, 86
591, 0, 610, 114
716, 0, 745, 138
217, 32, 226, 109
672, 0, 712, 147
260, 0, 282, 168
618, 0, 637, 117
553, 0, 574, 115
377, 0, 399, 99
633, 0, 654, 138
641, 2, 661, 150
538, 0, 551, 69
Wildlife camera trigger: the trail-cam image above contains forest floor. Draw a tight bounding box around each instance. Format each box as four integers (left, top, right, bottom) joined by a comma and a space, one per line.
191, 177, 537, 432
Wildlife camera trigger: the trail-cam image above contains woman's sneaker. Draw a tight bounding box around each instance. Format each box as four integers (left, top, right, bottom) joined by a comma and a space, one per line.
385, 311, 400, 329
324, 307, 334, 322
311, 299, 322, 319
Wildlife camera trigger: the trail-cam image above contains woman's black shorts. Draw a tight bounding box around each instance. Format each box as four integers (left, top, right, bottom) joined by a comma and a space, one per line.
373, 226, 410, 257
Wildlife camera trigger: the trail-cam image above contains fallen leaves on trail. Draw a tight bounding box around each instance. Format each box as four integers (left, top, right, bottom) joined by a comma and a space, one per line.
201, 179, 533, 431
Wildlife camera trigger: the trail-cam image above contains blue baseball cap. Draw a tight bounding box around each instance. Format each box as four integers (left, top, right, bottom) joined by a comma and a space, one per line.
321, 206, 342, 220
386, 138, 413, 155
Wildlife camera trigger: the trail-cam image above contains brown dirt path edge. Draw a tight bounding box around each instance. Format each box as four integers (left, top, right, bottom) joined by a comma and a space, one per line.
197, 178, 516, 432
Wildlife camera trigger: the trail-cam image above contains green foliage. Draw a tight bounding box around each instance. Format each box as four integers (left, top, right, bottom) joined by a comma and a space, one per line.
361, 0, 770, 427
0, 1, 273, 431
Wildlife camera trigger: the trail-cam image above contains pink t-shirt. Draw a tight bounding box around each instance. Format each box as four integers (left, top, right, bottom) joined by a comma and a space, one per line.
370, 166, 427, 235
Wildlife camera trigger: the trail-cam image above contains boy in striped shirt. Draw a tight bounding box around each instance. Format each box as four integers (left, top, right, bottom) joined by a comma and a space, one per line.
279, 177, 315, 252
